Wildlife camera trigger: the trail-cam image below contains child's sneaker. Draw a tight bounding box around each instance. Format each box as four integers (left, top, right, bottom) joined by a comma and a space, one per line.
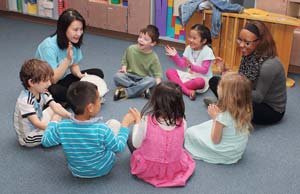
113, 88, 127, 101
141, 88, 151, 99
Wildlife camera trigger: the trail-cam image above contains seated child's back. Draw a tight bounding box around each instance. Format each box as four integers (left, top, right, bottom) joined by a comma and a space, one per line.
128, 81, 195, 187
42, 81, 134, 178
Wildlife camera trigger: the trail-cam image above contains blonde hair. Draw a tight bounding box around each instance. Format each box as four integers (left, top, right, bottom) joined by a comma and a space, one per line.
217, 72, 253, 133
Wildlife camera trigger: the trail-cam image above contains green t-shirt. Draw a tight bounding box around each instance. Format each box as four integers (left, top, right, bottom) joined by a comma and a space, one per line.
121, 44, 162, 78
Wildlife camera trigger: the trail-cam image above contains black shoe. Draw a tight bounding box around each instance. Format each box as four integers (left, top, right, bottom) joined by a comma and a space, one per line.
203, 96, 217, 106
113, 88, 127, 101
142, 88, 151, 99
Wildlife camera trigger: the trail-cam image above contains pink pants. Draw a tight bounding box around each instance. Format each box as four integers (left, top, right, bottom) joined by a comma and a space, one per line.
166, 69, 205, 96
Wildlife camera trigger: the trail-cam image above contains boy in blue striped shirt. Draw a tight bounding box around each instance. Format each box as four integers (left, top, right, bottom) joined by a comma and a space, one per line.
42, 81, 135, 178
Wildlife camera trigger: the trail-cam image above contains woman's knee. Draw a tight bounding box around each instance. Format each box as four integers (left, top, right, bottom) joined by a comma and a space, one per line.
83, 68, 104, 78
209, 76, 220, 88
48, 84, 68, 102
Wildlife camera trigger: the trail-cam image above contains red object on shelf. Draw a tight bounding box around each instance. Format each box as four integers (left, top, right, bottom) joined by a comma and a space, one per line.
58, 0, 63, 15
58, 0, 68, 15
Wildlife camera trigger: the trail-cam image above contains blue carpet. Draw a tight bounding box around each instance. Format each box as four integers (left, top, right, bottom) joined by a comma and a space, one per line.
0, 16, 300, 194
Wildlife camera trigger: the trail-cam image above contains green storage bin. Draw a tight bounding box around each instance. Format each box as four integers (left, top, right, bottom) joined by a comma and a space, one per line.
111, 0, 120, 4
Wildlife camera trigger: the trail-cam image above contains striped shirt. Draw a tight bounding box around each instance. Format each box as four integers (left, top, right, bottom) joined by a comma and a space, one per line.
42, 116, 129, 178
14, 89, 53, 147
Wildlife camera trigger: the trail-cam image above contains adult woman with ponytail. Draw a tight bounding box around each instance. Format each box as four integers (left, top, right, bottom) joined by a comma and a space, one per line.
205, 20, 286, 125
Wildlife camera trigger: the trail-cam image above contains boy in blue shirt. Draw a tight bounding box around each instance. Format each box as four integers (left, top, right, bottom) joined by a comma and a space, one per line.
42, 81, 135, 178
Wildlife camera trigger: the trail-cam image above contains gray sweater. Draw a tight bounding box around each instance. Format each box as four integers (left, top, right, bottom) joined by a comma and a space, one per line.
252, 57, 286, 113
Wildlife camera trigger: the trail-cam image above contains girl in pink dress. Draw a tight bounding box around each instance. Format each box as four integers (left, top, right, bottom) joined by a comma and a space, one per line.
128, 81, 195, 187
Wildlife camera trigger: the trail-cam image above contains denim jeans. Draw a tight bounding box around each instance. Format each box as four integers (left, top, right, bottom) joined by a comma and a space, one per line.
179, 0, 243, 37
113, 73, 156, 98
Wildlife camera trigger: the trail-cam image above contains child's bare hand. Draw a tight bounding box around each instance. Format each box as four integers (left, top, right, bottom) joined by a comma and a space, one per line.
119, 65, 127, 73
51, 114, 62, 122
214, 57, 226, 72
165, 45, 177, 57
121, 112, 135, 128
129, 108, 141, 124
208, 104, 220, 120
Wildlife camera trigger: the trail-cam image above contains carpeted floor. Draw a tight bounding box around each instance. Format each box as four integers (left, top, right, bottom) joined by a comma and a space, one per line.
0, 16, 300, 194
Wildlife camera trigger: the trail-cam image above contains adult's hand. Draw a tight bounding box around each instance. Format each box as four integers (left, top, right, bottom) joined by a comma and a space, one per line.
214, 57, 226, 73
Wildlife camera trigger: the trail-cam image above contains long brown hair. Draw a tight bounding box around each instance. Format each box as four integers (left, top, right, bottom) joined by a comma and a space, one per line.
248, 21, 277, 58
141, 81, 185, 126
217, 72, 253, 133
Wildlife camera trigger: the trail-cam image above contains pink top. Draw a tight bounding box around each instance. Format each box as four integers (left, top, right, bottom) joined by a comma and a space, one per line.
130, 115, 195, 187
170, 53, 211, 74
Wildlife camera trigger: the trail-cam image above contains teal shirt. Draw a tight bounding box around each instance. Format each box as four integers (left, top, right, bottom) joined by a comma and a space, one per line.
35, 35, 83, 78
42, 116, 129, 178
185, 111, 249, 164
121, 44, 162, 78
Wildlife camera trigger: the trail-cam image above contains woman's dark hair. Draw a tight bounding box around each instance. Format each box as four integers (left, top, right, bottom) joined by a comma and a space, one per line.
67, 81, 98, 115
246, 21, 277, 58
141, 81, 185, 126
55, 8, 86, 49
191, 24, 212, 46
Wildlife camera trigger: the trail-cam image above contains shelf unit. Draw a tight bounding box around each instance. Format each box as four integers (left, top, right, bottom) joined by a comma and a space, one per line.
256, 0, 300, 18
2, 0, 151, 35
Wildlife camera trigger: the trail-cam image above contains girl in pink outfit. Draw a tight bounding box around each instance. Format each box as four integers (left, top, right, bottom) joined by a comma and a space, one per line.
165, 24, 215, 100
128, 81, 195, 187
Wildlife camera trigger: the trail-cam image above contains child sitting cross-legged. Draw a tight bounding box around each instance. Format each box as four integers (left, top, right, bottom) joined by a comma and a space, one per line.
42, 81, 135, 178
113, 25, 162, 101
127, 81, 195, 187
14, 59, 71, 147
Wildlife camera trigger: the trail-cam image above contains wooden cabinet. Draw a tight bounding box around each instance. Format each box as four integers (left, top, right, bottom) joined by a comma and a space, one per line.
88, 1, 107, 29
1, 0, 150, 35
256, 0, 300, 17
0, 0, 7, 11
68, 1, 127, 32
287, 0, 300, 17
67, 0, 89, 20
256, 0, 288, 15
128, 0, 151, 35
106, 4, 127, 32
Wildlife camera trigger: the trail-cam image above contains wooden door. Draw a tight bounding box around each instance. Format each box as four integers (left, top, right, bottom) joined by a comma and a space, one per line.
67, 0, 88, 20
88, 2, 107, 29
107, 5, 127, 32
256, 0, 288, 15
128, 0, 151, 35
0, 0, 7, 10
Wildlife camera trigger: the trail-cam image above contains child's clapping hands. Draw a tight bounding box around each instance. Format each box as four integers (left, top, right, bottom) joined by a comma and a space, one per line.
128, 108, 141, 124
208, 104, 220, 120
